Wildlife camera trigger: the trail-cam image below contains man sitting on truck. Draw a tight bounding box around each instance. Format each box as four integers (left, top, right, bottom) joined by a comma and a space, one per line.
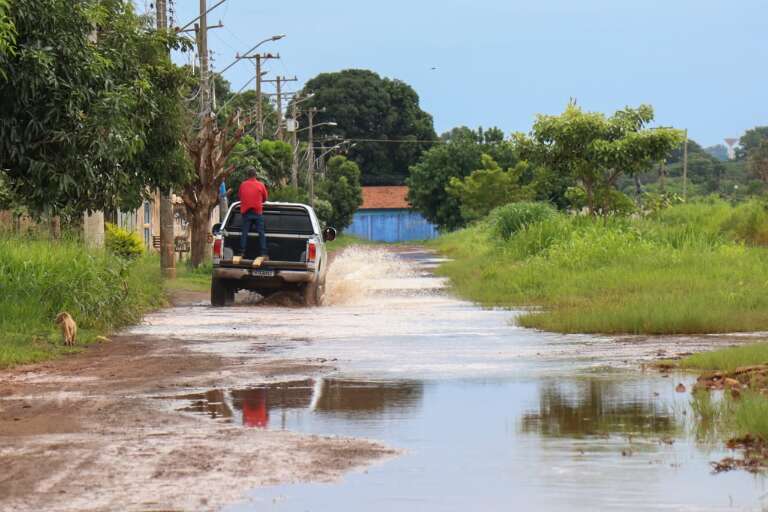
237, 166, 269, 267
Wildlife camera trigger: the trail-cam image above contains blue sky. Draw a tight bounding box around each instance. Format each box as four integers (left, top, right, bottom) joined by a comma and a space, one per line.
159, 0, 767, 147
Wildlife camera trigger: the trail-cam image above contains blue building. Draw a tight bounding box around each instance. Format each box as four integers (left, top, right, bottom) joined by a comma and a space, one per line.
346, 186, 439, 242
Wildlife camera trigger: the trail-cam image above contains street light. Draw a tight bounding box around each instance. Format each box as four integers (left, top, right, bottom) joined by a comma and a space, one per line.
294, 121, 336, 133
219, 34, 286, 75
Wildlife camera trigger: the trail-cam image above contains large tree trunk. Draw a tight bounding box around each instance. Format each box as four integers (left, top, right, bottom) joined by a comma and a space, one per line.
183, 112, 249, 267
188, 205, 212, 268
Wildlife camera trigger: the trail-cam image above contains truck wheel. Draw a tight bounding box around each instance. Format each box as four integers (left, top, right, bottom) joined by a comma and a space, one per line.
211, 278, 234, 307
302, 279, 325, 307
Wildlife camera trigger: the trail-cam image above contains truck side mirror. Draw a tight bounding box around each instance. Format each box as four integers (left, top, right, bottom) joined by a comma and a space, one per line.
212, 223, 222, 235
322, 227, 337, 242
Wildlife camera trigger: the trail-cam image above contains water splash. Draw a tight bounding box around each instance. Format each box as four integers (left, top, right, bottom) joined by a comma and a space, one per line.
325, 247, 413, 305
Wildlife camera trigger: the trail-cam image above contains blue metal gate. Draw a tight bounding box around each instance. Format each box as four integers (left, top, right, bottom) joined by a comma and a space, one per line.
346, 209, 438, 242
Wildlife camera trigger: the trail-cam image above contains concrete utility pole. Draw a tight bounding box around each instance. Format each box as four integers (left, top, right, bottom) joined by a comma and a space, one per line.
157, 0, 176, 278
263, 76, 297, 140
241, 53, 279, 139
197, 0, 211, 115
307, 107, 317, 206
290, 101, 299, 187
682, 129, 689, 201
83, 23, 104, 248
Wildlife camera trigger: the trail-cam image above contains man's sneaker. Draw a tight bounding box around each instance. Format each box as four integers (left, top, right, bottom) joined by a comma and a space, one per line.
232, 256, 242, 264
252, 256, 265, 267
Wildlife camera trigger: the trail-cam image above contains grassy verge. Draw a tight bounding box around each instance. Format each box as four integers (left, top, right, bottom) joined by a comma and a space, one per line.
0, 236, 166, 367
326, 233, 375, 253
167, 261, 212, 293
678, 343, 768, 373
430, 198, 768, 334
676, 344, 768, 441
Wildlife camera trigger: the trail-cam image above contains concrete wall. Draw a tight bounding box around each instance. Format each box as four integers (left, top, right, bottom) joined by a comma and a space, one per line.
346, 209, 438, 242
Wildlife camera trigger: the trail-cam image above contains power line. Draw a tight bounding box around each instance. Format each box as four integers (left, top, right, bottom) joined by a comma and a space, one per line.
324, 138, 445, 144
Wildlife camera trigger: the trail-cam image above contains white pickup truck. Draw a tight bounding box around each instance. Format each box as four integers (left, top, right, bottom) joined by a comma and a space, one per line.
210, 201, 336, 307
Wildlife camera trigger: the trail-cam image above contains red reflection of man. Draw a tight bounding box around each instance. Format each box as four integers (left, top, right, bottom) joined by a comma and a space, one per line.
242, 388, 269, 428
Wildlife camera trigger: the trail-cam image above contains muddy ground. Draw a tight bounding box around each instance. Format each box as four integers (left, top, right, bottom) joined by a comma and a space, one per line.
0, 291, 395, 512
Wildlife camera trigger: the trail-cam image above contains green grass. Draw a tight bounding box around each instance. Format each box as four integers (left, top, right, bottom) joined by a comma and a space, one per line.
168, 261, 212, 293
431, 198, 768, 335
0, 236, 166, 367
677, 343, 768, 373
680, 343, 768, 442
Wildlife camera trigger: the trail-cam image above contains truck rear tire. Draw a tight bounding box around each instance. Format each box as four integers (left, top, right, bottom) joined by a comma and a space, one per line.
302, 279, 325, 307
211, 278, 235, 307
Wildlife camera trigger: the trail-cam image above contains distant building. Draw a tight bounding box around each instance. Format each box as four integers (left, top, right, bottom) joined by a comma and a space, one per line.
346, 186, 438, 242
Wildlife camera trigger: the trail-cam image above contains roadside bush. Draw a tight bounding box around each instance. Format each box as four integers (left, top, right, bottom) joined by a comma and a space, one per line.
0, 237, 164, 366
105, 223, 144, 259
489, 201, 557, 240
719, 200, 768, 246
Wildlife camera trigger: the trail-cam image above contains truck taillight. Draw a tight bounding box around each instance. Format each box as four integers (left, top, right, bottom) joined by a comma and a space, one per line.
307, 240, 317, 262
213, 237, 223, 259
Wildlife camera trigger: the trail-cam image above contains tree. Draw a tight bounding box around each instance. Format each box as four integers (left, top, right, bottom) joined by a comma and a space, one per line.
218, 88, 277, 140
181, 112, 248, 267
226, 136, 293, 193
297, 69, 436, 185
0, 0, 14, 74
738, 126, 768, 160
318, 156, 363, 231
514, 104, 683, 214
446, 154, 533, 221
0, 0, 191, 217
747, 139, 768, 185
407, 128, 519, 231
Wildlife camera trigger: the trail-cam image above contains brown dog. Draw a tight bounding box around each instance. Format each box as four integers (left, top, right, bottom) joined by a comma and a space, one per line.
55, 312, 77, 346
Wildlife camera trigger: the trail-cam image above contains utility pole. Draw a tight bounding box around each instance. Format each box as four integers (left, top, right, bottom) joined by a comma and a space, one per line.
263, 76, 297, 140
82, 22, 104, 247
197, 0, 211, 115
307, 107, 317, 206
290, 101, 299, 187
157, 0, 176, 278
241, 53, 279, 139
682, 129, 689, 201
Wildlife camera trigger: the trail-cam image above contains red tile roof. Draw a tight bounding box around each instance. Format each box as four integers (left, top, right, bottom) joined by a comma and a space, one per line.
360, 186, 411, 210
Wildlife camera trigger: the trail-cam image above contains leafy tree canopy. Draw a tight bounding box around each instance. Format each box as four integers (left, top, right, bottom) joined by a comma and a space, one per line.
318, 155, 363, 230
738, 126, 768, 160
0, 0, 191, 216
227, 136, 293, 194
297, 69, 436, 186
513, 104, 684, 214
447, 154, 533, 222
407, 127, 518, 231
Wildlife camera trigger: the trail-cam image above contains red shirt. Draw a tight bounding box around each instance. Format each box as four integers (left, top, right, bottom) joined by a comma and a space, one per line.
238, 178, 268, 215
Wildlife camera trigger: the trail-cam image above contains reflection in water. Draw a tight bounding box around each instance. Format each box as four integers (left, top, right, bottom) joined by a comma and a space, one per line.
521, 379, 678, 438
172, 379, 423, 429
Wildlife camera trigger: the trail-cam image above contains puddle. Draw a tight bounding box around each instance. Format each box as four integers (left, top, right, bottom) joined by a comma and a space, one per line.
129, 247, 768, 511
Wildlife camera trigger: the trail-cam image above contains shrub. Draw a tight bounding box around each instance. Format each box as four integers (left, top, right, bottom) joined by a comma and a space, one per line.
489, 201, 557, 240
719, 200, 768, 246
105, 223, 144, 259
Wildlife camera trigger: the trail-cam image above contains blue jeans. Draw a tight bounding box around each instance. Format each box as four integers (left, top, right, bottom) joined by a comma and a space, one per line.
240, 211, 267, 257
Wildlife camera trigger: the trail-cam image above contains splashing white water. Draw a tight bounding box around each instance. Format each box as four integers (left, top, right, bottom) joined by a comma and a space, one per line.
325, 247, 413, 305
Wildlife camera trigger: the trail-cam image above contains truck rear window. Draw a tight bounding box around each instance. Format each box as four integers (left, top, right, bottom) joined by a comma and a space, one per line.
225, 206, 314, 235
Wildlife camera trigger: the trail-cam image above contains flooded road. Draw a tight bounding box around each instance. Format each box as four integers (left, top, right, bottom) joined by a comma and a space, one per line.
128, 246, 768, 511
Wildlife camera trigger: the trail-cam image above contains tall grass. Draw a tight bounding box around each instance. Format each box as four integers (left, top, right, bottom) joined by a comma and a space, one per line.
0, 236, 165, 366
431, 198, 768, 334
678, 344, 768, 373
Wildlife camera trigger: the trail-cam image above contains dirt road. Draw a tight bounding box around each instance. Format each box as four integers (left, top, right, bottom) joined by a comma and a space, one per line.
0, 284, 394, 511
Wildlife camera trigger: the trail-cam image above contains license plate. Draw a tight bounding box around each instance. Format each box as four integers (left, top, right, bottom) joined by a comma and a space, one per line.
249, 269, 275, 277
